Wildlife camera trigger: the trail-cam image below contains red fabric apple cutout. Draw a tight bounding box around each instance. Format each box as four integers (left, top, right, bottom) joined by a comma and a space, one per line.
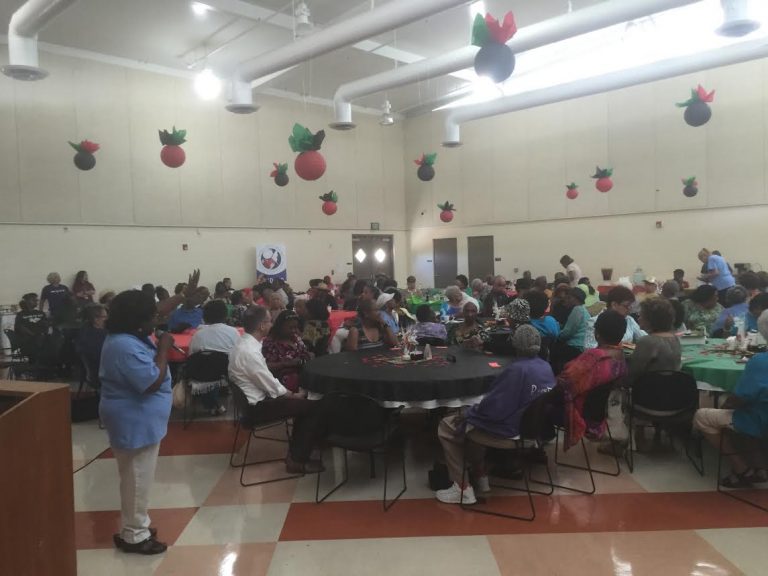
289, 123, 326, 181
676, 85, 715, 127
471, 12, 517, 83
319, 191, 338, 215
271, 162, 289, 187
592, 166, 613, 192
68, 139, 99, 171
414, 153, 437, 181
438, 201, 456, 223
682, 176, 698, 198
159, 126, 187, 168
565, 182, 579, 200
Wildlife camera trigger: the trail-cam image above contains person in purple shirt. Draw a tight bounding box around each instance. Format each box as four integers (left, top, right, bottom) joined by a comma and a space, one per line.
412, 304, 448, 342
435, 325, 556, 504
40, 272, 71, 316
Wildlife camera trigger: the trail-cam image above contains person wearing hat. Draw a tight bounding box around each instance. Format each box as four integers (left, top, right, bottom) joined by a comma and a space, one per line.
376, 291, 400, 334
310, 280, 338, 311
552, 287, 591, 373
435, 325, 556, 504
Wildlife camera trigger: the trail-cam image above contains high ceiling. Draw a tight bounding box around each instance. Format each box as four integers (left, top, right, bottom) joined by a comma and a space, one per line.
0, 0, 606, 114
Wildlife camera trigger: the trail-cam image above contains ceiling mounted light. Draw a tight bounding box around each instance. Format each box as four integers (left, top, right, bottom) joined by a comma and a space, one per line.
716, 0, 761, 37
294, 2, 314, 38
379, 100, 395, 126
194, 68, 222, 100
191, 2, 213, 18
374, 248, 386, 263
355, 249, 366, 263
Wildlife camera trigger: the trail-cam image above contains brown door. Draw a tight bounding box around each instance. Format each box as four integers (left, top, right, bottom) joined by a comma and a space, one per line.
433, 238, 457, 289
468, 235, 495, 281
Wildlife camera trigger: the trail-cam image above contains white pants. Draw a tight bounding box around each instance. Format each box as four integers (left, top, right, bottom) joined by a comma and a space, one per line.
693, 408, 735, 435
112, 443, 160, 544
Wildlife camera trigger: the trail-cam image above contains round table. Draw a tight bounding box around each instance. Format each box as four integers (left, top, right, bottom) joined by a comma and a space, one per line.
681, 340, 746, 393
301, 346, 510, 409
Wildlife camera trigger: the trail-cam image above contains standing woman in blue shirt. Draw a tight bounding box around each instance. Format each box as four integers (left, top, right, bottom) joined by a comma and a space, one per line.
99, 290, 174, 555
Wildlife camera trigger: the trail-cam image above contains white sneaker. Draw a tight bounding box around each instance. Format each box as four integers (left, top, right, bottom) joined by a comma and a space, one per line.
435, 482, 476, 504
475, 475, 490, 493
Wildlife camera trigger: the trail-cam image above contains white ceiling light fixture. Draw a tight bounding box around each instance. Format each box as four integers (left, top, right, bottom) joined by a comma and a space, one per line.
716, 0, 761, 37
294, 2, 314, 39
379, 100, 395, 126
194, 67, 222, 100
191, 2, 213, 18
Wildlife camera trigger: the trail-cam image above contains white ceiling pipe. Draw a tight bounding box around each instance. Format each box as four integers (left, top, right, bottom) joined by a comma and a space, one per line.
330, 0, 703, 129
2, 0, 79, 80
442, 36, 768, 146
228, 0, 471, 114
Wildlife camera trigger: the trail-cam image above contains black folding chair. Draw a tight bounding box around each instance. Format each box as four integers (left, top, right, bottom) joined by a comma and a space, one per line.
315, 392, 407, 511
177, 350, 229, 428
554, 381, 622, 484
626, 370, 702, 473
228, 382, 300, 487
4, 329, 26, 362
459, 389, 559, 522
716, 429, 768, 513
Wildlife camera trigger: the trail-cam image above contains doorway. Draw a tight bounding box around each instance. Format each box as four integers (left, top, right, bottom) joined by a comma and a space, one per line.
468, 235, 495, 281
433, 238, 457, 289
352, 235, 394, 281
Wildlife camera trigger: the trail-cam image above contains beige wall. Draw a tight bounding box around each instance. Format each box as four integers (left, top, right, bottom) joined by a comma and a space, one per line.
0, 224, 407, 304
404, 57, 768, 285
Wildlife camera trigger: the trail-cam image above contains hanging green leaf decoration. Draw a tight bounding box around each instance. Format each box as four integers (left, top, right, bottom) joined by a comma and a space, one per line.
288, 123, 324, 152
471, 13, 490, 47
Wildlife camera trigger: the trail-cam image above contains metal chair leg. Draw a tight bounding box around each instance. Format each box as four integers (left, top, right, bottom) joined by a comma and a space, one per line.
549, 430, 596, 495
383, 440, 407, 511
555, 423, 621, 477
316, 448, 349, 503
229, 421, 301, 487
716, 433, 768, 512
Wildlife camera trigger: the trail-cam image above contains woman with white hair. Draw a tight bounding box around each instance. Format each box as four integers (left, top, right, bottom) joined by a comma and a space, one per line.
440, 285, 478, 319
40, 272, 72, 317
693, 309, 768, 488
435, 325, 556, 504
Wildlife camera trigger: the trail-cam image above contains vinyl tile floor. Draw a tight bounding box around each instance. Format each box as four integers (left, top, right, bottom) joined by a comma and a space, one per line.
72, 408, 768, 576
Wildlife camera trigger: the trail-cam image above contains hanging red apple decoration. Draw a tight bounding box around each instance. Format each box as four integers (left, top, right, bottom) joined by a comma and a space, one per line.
68, 139, 99, 171
270, 162, 289, 187
319, 191, 338, 215
676, 85, 715, 127
289, 123, 326, 180
471, 11, 517, 83
159, 126, 187, 168
415, 153, 437, 181
438, 201, 456, 223
682, 176, 698, 198
592, 166, 613, 192
565, 182, 579, 200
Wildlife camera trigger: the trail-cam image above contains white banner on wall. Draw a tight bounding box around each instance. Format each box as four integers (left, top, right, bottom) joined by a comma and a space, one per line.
255, 244, 288, 283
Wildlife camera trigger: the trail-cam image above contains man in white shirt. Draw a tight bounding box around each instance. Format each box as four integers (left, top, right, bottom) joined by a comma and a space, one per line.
188, 301, 240, 355
560, 255, 583, 287
229, 306, 326, 473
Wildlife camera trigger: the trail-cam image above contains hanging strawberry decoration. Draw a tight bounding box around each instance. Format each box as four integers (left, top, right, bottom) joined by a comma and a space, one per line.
289, 123, 326, 180
159, 126, 187, 168
682, 176, 698, 198
471, 11, 517, 83
415, 153, 437, 181
591, 166, 613, 193
270, 162, 289, 187
68, 140, 99, 171
676, 85, 715, 127
319, 191, 338, 215
438, 201, 456, 223
565, 182, 579, 200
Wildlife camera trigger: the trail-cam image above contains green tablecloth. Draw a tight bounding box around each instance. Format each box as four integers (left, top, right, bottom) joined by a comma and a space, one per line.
406, 298, 443, 315
681, 340, 745, 393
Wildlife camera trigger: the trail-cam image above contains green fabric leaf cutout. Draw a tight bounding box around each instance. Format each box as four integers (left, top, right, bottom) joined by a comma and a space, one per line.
471, 13, 490, 47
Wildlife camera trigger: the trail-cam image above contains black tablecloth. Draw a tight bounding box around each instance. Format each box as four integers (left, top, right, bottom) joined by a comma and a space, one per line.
300, 346, 510, 402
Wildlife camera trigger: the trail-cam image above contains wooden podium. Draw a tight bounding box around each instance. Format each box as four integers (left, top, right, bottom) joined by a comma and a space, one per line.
0, 381, 76, 576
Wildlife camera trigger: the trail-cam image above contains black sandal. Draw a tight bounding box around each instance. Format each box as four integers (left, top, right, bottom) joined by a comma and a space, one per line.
113, 531, 165, 555
720, 472, 753, 489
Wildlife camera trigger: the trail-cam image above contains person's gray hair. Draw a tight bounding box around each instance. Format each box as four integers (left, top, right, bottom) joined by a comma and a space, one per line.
758, 309, 768, 341
511, 324, 541, 357
444, 285, 462, 300
470, 278, 484, 290
661, 281, 680, 298
47, 272, 60, 283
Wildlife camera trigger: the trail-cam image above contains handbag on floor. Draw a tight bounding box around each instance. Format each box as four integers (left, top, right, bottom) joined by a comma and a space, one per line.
172, 381, 187, 410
